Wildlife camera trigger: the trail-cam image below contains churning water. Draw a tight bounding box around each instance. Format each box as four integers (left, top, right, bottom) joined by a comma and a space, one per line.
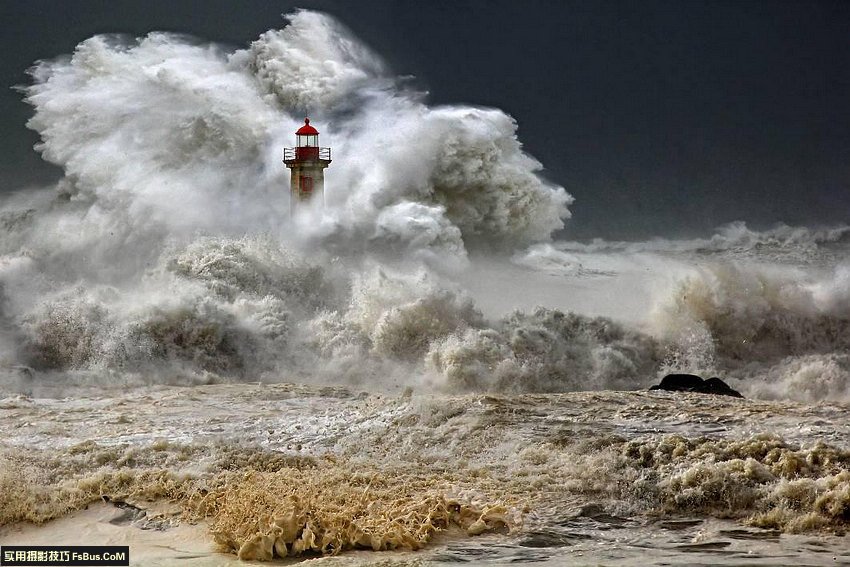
2, 10, 850, 565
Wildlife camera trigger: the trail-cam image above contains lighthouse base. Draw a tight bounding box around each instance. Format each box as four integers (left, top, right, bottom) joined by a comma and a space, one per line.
284, 159, 331, 212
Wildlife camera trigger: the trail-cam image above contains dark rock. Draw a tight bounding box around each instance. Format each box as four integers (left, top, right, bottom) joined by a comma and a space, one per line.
649, 373, 743, 398
702, 377, 744, 398
651, 373, 704, 391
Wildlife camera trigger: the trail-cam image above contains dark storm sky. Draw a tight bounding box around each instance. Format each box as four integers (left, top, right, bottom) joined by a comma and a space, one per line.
1, 0, 849, 239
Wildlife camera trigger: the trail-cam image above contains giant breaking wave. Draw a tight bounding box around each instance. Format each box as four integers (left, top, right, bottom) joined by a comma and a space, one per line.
1, 10, 849, 401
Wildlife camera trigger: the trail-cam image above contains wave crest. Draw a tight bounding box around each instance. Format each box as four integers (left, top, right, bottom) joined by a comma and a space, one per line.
428, 308, 660, 392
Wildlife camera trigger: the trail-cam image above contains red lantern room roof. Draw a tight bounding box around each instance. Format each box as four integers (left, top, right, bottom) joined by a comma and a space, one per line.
296, 117, 319, 135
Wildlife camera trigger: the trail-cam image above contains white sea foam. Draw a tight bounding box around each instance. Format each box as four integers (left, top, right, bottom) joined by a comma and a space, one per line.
21, 10, 570, 265
1, 11, 848, 403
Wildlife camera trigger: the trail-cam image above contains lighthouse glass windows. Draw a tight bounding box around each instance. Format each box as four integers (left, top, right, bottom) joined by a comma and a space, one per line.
297, 134, 318, 147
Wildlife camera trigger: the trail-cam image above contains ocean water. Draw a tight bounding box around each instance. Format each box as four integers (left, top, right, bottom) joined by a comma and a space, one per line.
2, 9, 850, 565
3, 383, 850, 565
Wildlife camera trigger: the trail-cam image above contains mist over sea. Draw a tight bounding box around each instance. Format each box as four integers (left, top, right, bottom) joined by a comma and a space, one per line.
2, 10, 850, 565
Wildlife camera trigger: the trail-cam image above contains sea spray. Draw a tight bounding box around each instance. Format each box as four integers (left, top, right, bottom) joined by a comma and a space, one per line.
3, 10, 850, 403
21, 10, 570, 264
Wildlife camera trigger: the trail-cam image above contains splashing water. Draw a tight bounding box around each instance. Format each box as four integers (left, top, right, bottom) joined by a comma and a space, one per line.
2, 9, 850, 565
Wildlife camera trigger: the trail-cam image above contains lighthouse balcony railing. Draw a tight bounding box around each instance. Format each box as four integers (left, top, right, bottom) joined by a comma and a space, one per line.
284, 147, 331, 162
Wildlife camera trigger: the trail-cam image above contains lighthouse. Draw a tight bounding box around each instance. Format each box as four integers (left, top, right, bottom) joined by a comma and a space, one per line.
283, 118, 331, 211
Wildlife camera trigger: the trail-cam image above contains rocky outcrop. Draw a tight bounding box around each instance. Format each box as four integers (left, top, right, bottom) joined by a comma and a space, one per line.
649, 374, 743, 398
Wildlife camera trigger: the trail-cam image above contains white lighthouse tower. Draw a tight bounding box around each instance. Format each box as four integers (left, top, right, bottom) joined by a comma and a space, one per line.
283, 118, 331, 211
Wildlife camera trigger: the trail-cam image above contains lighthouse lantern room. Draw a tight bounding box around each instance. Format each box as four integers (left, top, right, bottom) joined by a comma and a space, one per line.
283, 118, 331, 210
